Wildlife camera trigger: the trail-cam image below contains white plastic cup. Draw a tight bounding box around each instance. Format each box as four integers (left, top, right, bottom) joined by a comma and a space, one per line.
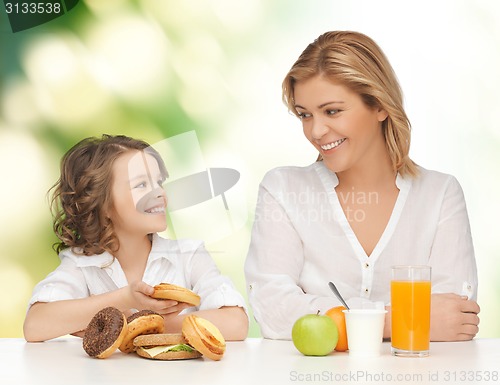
343, 309, 387, 357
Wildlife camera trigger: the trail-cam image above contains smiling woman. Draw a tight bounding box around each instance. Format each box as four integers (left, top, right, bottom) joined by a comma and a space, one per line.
244, 31, 480, 343
293, 77, 389, 176
282, 31, 417, 178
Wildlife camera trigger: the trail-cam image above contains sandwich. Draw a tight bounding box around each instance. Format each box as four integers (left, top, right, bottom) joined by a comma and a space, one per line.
134, 333, 202, 360
182, 315, 226, 361
133, 315, 226, 361
151, 283, 201, 307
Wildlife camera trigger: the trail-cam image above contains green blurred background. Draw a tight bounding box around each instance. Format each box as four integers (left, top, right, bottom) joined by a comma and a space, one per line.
1, 0, 499, 339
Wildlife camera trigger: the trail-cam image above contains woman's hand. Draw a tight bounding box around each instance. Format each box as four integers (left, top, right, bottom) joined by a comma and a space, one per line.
430, 293, 480, 341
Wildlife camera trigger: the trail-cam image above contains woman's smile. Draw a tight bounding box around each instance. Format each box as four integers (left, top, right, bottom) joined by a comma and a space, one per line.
320, 137, 346, 152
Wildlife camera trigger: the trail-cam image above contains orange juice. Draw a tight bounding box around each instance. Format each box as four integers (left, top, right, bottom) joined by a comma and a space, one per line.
391, 280, 431, 351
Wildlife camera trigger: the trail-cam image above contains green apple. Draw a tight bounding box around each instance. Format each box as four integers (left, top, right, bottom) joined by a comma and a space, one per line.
292, 312, 339, 356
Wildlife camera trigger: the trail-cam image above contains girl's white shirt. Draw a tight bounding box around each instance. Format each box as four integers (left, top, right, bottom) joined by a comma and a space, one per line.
244, 162, 477, 339
29, 234, 247, 314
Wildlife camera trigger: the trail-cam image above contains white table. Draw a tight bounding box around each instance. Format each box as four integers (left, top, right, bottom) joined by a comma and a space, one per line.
1, 337, 499, 385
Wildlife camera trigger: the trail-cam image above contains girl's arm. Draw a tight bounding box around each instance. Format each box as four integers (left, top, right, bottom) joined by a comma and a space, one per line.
23, 281, 180, 342
162, 306, 248, 341
173, 239, 249, 341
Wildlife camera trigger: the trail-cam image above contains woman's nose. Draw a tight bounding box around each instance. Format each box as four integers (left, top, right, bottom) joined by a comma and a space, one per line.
310, 117, 329, 140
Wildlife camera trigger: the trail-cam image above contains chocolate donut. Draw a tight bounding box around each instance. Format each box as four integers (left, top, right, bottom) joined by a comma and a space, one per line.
119, 309, 164, 353
83, 307, 128, 359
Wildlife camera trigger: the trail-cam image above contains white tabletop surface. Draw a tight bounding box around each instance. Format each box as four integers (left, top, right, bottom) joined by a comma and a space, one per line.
2, 337, 499, 385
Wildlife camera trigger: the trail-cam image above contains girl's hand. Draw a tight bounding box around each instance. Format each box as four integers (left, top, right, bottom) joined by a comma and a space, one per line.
121, 281, 181, 314
156, 301, 192, 316
430, 293, 480, 341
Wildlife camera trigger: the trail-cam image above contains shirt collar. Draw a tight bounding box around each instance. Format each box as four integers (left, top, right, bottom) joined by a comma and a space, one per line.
71, 234, 175, 268
71, 250, 114, 268
314, 161, 412, 192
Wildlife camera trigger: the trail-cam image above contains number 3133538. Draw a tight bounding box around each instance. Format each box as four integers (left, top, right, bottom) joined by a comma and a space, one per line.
5, 2, 62, 14
443, 371, 498, 382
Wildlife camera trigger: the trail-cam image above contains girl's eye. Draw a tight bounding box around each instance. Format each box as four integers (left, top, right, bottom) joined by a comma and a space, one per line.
326, 109, 340, 116
134, 182, 147, 189
298, 112, 311, 119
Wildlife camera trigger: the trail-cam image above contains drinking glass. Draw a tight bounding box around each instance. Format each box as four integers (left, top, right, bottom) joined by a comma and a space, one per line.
391, 265, 431, 357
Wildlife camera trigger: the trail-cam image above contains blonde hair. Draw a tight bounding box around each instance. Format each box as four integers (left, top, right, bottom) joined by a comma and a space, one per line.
50, 134, 168, 256
282, 31, 418, 177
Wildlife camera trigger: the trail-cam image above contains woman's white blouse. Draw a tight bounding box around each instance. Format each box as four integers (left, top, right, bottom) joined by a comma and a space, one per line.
244, 162, 477, 339
29, 234, 247, 314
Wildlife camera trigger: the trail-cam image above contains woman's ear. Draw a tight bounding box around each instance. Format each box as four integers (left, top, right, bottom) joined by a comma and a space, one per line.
377, 108, 388, 122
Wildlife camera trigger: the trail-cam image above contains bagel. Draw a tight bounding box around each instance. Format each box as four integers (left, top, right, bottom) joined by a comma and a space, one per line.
133, 333, 202, 360
83, 307, 128, 359
181, 315, 226, 361
119, 310, 164, 353
151, 283, 201, 307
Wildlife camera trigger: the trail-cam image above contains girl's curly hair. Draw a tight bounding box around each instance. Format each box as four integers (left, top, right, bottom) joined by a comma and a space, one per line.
49, 134, 167, 256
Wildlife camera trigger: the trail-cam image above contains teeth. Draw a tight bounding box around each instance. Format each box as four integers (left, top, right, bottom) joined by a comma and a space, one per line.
146, 206, 165, 214
321, 138, 346, 150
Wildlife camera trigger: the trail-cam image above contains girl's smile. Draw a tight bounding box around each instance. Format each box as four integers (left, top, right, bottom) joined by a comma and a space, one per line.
109, 150, 168, 236
144, 204, 166, 214
137, 189, 166, 215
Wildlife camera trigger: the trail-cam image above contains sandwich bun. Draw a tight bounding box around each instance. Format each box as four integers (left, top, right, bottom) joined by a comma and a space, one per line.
151, 283, 201, 307
119, 310, 164, 353
182, 315, 226, 361
134, 333, 202, 360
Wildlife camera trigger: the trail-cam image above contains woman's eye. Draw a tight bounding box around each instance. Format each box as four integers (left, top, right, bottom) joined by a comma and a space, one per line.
134, 182, 146, 189
298, 112, 311, 119
326, 109, 340, 116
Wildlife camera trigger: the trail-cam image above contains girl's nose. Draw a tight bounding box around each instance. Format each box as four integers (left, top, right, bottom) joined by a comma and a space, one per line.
153, 186, 166, 199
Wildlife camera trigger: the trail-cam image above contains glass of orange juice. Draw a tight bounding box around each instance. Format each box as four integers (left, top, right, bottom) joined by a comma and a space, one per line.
391, 265, 431, 357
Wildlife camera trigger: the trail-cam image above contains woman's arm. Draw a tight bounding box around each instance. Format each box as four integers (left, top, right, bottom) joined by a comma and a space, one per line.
245, 178, 343, 339
383, 306, 391, 339
427, 176, 478, 298
426, 176, 480, 340
383, 294, 480, 342
430, 293, 480, 341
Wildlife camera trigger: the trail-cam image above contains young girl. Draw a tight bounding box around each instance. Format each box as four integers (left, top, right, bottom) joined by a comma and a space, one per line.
24, 134, 248, 342
245, 31, 479, 341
